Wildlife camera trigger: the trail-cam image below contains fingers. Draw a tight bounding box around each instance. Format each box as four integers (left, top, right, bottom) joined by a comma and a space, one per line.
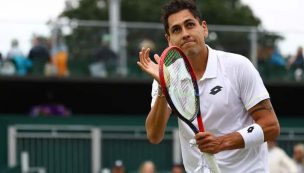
137, 47, 160, 81
195, 132, 212, 144
138, 48, 147, 69
144, 48, 151, 63
154, 54, 160, 64
195, 132, 220, 154
138, 47, 150, 66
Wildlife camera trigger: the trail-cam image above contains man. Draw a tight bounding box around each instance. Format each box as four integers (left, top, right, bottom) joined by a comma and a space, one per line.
293, 143, 304, 173
7, 39, 24, 60
137, 0, 280, 172
28, 36, 50, 75
90, 34, 118, 77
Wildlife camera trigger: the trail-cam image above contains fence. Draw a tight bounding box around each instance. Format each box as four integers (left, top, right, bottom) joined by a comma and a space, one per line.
8, 124, 304, 173
277, 127, 304, 156
8, 124, 181, 173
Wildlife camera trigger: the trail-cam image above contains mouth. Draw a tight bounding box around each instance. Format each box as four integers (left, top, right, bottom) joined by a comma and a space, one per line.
181, 40, 195, 47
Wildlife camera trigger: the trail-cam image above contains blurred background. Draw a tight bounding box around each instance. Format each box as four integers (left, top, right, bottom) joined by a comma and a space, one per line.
0, 0, 304, 173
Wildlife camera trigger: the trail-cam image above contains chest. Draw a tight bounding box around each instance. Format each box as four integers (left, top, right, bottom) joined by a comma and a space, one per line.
198, 75, 239, 110
196, 75, 247, 134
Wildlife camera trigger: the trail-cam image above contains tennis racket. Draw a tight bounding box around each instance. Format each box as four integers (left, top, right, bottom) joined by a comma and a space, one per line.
159, 46, 221, 173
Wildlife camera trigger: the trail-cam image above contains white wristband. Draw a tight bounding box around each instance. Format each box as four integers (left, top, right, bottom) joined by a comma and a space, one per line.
237, 123, 264, 148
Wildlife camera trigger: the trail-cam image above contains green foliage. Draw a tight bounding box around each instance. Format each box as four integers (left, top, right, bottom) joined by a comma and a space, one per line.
62, 0, 108, 20
198, 0, 260, 25
121, 0, 163, 22
60, 0, 271, 76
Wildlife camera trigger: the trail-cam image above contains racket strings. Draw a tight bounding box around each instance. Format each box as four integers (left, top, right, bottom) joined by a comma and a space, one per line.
163, 49, 198, 120
164, 51, 177, 66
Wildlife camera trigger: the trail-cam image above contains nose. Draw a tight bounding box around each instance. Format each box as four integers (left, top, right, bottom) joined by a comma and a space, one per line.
181, 27, 190, 39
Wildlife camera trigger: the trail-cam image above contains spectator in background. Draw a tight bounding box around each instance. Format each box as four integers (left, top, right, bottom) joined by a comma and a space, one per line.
293, 143, 304, 173
139, 160, 157, 173
288, 46, 304, 81
12, 54, 32, 76
111, 160, 125, 173
52, 49, 69, 77
90, 34, 118, 77
0, 48, 16, 75
269, 47, 286, 67
28, 36, 50, 75
171, 164, 185, 173
0, 59, 16, 75
268, 140, 297, 173
44, 56, 57, 76
288, 46, 304, 70
6, 39, 32, 76
128, 38, 156, 77
139, 39, 156, 55
7, 39, 24, 60
50, 30, 69, 77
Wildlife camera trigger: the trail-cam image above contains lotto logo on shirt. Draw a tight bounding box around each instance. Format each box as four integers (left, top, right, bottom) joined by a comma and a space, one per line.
209, 85, 223, 95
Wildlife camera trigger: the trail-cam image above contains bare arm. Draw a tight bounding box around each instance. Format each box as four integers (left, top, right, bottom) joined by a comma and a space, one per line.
146, 96, 172, 144
137, 47, 172, 144
195, 99, 280, 154
248, 99, 280, 142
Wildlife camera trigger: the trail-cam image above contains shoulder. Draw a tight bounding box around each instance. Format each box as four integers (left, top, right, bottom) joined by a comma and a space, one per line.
215, 49, 252, 68
212, 49, 256, 78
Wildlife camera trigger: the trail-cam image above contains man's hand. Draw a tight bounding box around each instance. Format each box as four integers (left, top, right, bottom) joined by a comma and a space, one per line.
137, 47, 160, 82
195, 132, 223, 154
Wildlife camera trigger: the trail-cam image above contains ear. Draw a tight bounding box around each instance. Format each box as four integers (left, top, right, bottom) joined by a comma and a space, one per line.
202, 21, 209, 38
165, 34, 172, 46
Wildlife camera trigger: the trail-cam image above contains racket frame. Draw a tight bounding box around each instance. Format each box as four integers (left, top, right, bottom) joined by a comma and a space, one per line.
159, 46, 205, 134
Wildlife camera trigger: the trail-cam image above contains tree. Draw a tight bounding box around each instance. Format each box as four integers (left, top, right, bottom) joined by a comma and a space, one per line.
60, 0, 277, 76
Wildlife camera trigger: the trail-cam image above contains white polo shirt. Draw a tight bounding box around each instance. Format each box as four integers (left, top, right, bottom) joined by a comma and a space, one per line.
151, 45, 270, 173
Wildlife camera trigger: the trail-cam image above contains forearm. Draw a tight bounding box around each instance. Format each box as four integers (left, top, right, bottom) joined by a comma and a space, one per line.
256, 117, 280, 142
218, 132, 245, 151
146, 96, 171, 144
218, 118, 280, 152
196, 131, 245, 154
249, 99, 280, 142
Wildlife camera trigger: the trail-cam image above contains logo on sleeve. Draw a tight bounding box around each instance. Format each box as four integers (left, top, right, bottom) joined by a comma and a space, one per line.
247, 126, 254, 133
209, 86, 223, 95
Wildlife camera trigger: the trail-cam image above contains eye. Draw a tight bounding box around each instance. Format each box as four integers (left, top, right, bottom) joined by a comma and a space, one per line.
171, 27, 181, 34
186, 22, 195, 28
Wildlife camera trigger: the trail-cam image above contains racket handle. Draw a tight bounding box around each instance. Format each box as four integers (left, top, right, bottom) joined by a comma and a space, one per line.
203, 153, 221, 173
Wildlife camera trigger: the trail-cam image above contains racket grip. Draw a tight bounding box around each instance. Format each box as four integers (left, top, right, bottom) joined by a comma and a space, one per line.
204, 153, 221, 173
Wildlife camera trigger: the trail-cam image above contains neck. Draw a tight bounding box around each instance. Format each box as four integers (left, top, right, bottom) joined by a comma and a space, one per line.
187, 45, 208, 80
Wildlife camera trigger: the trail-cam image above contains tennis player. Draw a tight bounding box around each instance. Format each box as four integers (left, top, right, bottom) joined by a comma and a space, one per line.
137, 0, 280, 172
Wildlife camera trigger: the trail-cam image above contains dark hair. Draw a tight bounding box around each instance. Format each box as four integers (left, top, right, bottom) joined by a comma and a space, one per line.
161, 0, 202, 35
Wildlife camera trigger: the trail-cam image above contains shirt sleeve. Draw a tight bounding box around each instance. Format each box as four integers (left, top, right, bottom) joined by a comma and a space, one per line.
237, 58, 270, 110
150, 80, 159, 107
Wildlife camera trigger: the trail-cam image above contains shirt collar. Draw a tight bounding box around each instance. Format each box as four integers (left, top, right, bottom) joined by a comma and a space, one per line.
201, 45, 217, 80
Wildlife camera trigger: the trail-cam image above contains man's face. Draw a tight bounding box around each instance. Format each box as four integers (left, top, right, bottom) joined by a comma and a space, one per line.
166, 9, 208, 56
